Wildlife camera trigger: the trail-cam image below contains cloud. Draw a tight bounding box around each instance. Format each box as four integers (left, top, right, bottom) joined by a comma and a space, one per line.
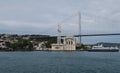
0, 20, 57, 34
0, 20, 42, 28
0, 0, 120, 36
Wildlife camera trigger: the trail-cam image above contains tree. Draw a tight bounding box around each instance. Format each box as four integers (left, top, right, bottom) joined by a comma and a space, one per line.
12, 39, 33, 51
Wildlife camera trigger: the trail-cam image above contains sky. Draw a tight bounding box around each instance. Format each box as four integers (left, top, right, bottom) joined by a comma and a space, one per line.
0, 0, 120, 43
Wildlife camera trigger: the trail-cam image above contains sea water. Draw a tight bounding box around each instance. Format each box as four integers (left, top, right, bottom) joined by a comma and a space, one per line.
0, 51, 120, 73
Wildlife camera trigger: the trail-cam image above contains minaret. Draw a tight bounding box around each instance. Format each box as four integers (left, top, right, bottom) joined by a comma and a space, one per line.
78, 12, 81, 45
57, 24, 61, 44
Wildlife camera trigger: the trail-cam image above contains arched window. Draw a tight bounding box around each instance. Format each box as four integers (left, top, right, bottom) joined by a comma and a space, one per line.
71, 41, 73, 45
66, 41, 69, 45
69, 41, 70, 45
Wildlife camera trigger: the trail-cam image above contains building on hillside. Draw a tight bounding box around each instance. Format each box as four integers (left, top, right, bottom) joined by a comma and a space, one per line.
35, 42, 46, 50
0, 39, 7, 49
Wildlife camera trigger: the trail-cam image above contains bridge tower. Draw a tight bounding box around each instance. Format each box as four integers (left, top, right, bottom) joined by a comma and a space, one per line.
78, 12, 81, 45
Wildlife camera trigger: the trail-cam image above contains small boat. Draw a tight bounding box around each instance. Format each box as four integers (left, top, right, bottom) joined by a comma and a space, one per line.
88, 44, 119, 52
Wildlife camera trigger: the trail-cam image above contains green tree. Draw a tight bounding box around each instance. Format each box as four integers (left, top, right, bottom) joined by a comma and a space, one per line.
12, 39, 33, 51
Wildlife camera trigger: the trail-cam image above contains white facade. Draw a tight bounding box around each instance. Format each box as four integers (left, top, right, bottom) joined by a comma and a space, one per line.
51, 35, 76, 51
35, 42, 45, 50
0, 39, 6, 48
51, 44, 64, 50
64, 36, 76, 50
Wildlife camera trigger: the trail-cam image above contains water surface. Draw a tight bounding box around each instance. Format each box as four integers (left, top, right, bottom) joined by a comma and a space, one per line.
0, 51, 120, 73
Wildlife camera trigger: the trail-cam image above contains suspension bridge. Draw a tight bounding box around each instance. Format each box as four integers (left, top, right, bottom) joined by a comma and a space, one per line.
42, 12, 120, 43
58, 33, 120, 37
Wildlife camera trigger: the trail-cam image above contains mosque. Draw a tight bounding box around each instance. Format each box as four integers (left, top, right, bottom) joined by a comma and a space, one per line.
51, 13, 81, 51
51, 24, 76, 51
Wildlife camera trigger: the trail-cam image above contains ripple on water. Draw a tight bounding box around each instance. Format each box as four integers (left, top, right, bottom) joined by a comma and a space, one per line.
0, 51, 120, 73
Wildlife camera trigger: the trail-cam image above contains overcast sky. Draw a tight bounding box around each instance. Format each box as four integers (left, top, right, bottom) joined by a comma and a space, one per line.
0, 0, 120, 43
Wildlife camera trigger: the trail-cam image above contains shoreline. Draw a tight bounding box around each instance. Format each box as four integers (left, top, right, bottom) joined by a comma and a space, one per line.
0, 49, 119, 52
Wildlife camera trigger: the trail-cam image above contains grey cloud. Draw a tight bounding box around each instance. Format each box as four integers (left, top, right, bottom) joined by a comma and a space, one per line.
0, 0, 120, 35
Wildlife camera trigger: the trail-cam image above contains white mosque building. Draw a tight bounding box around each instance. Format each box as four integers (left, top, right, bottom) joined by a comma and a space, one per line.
51, 24, 76, 51
51, 13, 82, 51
